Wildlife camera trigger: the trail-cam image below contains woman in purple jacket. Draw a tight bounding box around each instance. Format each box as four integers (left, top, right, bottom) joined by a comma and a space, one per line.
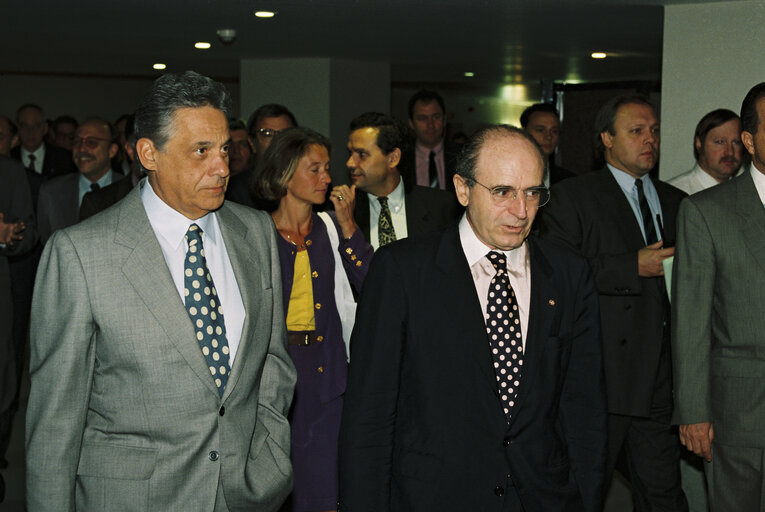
253, 127, 372, 512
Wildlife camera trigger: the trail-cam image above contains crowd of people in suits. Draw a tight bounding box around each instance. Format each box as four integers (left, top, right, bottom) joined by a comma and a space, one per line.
0, 71, 763, 512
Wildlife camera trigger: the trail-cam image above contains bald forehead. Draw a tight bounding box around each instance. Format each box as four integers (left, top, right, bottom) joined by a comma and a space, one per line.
480, 130, 544, 164
78, 119, 111, 137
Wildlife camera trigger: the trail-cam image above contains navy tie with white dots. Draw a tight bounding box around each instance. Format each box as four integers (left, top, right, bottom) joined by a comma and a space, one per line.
184, 223, 231, 396
485, 251, 524, 420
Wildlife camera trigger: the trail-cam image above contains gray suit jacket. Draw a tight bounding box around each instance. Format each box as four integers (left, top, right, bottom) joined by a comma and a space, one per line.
671, 168, 765, 448
0, 156, 37, 411
26, 183, 296, 511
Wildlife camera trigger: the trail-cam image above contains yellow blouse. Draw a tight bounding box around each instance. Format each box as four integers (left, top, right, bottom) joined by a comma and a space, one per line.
285, 250, 316, 331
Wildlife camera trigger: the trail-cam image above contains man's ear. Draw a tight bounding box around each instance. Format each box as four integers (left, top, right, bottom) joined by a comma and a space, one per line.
694, 136, 703, 156
108, 142, 119, 159
741, 131, 756, 157
453, 174, 470, 208
135, 138, 159, 171
600, 131, 613, 150
387, 148, 401, 169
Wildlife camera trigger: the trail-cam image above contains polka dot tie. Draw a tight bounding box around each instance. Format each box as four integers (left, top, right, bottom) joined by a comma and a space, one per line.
485, 251, 524, 419
184, 224, 230, 396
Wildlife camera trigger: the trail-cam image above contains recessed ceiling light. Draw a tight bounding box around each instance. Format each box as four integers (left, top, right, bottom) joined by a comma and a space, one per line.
464, 72, 475, 77
153, 63, 166, 70
255, 11, 275, 18
195, 42, 212, 49
591, 52, 607, 59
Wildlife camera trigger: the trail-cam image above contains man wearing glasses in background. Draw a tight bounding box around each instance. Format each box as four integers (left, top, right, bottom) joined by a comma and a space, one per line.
37, 117, 121, 243
539, 95, 688, 511
226, 104, 297, 208
340, 125, 607, 511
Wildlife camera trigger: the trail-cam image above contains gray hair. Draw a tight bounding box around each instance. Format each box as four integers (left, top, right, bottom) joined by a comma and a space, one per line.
134, 71, 232, 150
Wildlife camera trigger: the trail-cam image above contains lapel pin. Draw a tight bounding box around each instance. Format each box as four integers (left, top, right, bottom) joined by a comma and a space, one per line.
548, 299, 556, 306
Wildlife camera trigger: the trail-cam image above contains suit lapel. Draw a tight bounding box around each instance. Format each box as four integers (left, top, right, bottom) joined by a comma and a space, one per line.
596, 168, 647, 248
215, 204, 262, 400
353, 192, 371, 242
509, 238, 558, 425
404, 185, 430, 238
737, 172, 765, 274
434, 228, 504, 401
116, 188, 220, 397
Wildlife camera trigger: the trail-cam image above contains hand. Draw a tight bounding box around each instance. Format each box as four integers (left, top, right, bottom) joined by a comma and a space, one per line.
637, 240, 674, 277
0, 213, 26, 245
679, 422, 714, 462
329, 184, 358, 239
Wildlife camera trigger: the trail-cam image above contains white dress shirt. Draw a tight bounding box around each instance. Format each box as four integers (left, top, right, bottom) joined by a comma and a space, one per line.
21, 145, 45, 173
141, 180, 245, 365
667, 163, 723, 195
751, 163, 765, 205
459, 213, 530, 351
367, 177, 408, 250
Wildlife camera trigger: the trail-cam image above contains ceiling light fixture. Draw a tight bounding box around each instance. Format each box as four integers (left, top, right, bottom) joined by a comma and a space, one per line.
255, 11, 276, 18
591, 52, 607, 59
464, 72, 475, 77
153, 63, 166, 70
195, 42, 212, 49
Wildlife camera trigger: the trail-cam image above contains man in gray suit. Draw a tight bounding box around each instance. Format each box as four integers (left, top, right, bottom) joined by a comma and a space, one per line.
26, 71, 296, 511
672, 82, 765, 510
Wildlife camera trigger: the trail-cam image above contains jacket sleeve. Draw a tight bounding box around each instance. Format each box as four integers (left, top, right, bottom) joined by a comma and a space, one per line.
670, 198, 713, 424
26, 231, 96, 511
338, 247, 407, 511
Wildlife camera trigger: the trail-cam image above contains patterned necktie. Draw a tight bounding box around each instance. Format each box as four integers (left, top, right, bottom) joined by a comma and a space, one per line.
485, 251, 524, 419
27, 154, 36, 173
428, 150, 438, 188
377, 196, 397, 247
635, 178, 658, 244
184, 223, 231, 396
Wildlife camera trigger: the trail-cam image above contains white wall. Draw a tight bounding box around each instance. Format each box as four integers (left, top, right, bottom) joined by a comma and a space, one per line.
661, 0, 765, 179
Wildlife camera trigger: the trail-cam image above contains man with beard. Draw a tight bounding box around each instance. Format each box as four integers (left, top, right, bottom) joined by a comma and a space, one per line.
668, 109, 743, 195
37, 117, 121, 242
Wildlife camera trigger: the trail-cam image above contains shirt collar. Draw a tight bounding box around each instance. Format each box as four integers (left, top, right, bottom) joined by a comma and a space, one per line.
694, 162, 727, 188
458, 212, 528, 273
750, 163, 765, 205
415, 139, 444, 156
368, 175, 405, 214
79, 169, 114, 190
141, 179, 218, 251
21, 144, 45, 162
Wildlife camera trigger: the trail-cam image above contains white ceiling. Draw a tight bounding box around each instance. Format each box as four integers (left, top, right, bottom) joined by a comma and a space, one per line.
0, 0, 731, 87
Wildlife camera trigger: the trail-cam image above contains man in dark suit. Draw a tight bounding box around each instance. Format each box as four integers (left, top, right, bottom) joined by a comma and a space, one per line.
348, 112, 459, 249
340, 125, 607, 511
0, 155, 37, 472
672, 82, 765, 511
539, 95, 688, 511
11, 104, 76, 182
520, 102, 575, 187
405, 89, 460, 192
37, 117, 121, 242
80, 114, 143, 220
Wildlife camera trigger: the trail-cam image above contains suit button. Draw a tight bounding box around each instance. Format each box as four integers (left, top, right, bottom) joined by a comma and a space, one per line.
317, 336, 324, 342
315, 303, 321, 310
503, 437, 512, 447
208, 450, 219, 461
494, 485, 504, 496
219, 406, 225, 416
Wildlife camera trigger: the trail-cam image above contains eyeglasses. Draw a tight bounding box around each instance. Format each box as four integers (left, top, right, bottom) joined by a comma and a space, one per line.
73, 136, 111, 150
256, 128, 288, 139
469, 178, 550, 207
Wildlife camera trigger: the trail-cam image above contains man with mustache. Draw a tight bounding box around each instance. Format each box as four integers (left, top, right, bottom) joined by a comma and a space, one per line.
36, 117, 121, 243
668, 109, 743, 195
539, 95, 689, 511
